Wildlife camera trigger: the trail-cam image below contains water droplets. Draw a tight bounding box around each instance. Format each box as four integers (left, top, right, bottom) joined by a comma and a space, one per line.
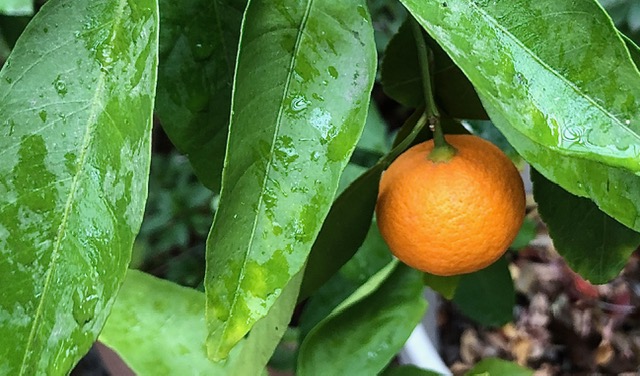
38, 110, 47, 123
289, 95, 309, 113
192, 41, 214, 61
72, 287, 99, 326
327, 66, 339, 79
52, 75, 68, 97
561, 125, 588, 144
309, 107, 333, 142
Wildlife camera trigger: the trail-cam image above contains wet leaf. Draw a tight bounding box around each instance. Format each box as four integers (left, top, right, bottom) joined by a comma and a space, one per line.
464, 357, 533, 376
531, 169, 640, 283
381, 19, 488, 119
453, 257, 515, 327
299, 112, 426, 299
204, 0, 376, 360
299, 221, 393, 339
402, 0, 640, 232
0, 0, 157, 373
100, 270, 302, 375
0, 0, 33, 16
155, 0, 246, 191
298, 264, 427, 376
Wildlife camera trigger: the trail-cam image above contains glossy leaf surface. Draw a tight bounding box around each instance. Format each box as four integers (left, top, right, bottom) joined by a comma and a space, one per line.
453, 257, 515, 327
0, 0, 157, 373
101, 270, 302, 375
532, 169, 640, 283
402, 0, 640, 231
155, 0, 246, 191
0, 0, 32, 16
298, 264, 426, 376
205, 0, 376, 360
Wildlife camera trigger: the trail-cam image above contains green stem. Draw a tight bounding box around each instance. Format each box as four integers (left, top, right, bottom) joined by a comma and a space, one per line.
410, 17, 456, 162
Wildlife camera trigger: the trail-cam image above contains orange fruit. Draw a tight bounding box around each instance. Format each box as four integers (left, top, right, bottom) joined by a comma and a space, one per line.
376, 134, 525, 276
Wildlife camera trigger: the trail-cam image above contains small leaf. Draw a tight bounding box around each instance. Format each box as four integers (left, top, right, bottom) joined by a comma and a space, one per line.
453, 257, 515, 327
464, 357, 533, 376
298, 264, 427, 376
155, 0, 247, 191
531, 169, 640, 283
381, 19, 488, 119
100, 270, 302, 375
510, 218, 537, 251
423, 273, 460, 300
205, 0, 377, 360
0, 0, 158, 373
402, 0, 640, 231
0, 0, 33, 16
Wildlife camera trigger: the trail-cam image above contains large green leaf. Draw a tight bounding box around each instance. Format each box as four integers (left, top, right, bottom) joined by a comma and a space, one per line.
453, 257, 515, 327
205, 0, 376, 360
297, 264, 427, 376
155, 0, 246, 191
531, 169, 640, 283
0, 0, 32, 16
0, 0, 157, 374
401, 0, 640, 232
100, 270, 302, 375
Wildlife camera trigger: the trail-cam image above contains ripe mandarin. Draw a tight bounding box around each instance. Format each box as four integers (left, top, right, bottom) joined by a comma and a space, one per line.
376, 134, 525, 276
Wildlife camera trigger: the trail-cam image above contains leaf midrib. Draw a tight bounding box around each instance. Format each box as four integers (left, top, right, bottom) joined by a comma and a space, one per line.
18, 0, 127, 372
213, 0, 315, 356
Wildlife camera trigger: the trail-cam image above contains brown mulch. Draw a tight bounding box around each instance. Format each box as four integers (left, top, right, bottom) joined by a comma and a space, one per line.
438, 216, 640, 375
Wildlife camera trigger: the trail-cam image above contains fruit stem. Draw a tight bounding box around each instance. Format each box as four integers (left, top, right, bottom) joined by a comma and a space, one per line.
410, 17, 457, 162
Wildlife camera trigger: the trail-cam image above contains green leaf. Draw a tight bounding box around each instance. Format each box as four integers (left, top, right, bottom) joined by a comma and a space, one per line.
423, 273, 460, 300
381, 19, 488, 119
453, 257, 514, 327
0, 0, 33, 16
382, 365, 443, 376
402, 0, 640, 232
299, 221, 393, 339
100, 270, 302, 375
464, 357, 533, 376
298, 264, 427, 376
299, 111, 426, 299
357, 102, 390, 156
205, 0, 377, 360
510, 217, 537, 251
531, 169, 640, 283
155, 0, 246, 191
0, 0, 157, 373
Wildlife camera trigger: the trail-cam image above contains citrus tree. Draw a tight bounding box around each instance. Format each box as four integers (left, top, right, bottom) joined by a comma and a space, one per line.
1, 0, 639, 374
